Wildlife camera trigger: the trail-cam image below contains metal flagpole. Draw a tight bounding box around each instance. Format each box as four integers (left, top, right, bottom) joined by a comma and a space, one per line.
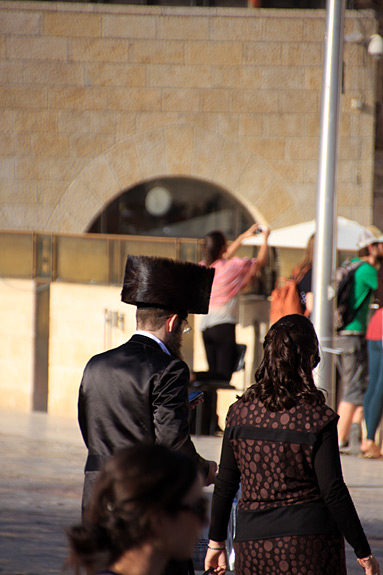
311, 0, 345, 408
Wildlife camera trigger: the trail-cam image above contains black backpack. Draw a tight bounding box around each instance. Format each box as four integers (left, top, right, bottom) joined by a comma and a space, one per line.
334, 259, 364, 332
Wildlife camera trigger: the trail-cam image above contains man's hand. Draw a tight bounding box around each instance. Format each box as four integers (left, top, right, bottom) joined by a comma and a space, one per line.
204, 460, 218, 486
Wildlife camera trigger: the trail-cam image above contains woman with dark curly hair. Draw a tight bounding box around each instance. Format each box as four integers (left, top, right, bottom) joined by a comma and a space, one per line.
204, 314, 380, 575
66, 444, 208, 575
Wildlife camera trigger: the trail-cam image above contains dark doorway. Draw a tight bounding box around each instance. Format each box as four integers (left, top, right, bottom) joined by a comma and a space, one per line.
88, 177, 255, 241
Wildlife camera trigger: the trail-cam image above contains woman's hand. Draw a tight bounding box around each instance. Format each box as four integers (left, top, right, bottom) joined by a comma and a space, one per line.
204, 541, 228, 575
242, 223, 270, 240
357, 553, 380, 575
224, 223, 270, 259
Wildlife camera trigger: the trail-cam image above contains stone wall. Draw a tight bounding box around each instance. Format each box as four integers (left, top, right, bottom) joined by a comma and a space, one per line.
0, 279, 35, 411
0, 1, 379, 231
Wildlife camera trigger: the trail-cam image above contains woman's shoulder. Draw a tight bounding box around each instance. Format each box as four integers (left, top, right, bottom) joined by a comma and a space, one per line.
225, 398, 337, 432
293, 401, 338, 431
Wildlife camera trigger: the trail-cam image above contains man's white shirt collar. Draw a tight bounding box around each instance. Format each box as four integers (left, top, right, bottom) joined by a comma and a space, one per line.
135, 330, 170, 355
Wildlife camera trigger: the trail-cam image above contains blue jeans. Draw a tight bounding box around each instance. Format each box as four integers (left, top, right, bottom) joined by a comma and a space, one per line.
365, 339, 383, 440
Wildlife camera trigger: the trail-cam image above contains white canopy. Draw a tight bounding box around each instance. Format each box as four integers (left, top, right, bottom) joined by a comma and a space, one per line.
242, 216, 368, 252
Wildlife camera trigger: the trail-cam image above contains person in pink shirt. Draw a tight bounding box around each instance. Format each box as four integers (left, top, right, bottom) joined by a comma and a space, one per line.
198, 223, 270, 383
190, 224, 269, 434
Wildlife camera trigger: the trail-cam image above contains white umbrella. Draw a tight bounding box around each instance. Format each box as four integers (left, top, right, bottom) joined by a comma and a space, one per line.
243, 216, 368, 251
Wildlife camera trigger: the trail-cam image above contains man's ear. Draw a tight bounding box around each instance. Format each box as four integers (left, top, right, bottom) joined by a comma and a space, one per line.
167, 314, 178, 333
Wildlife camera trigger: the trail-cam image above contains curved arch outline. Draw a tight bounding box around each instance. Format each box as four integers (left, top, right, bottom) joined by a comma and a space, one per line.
48, 124, 302, 233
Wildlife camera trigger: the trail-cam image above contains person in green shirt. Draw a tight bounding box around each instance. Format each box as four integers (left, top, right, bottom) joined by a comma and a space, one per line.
337, 230, 382, 452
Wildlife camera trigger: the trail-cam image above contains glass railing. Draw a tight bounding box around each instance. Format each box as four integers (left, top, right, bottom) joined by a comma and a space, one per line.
0, 231, 271, 290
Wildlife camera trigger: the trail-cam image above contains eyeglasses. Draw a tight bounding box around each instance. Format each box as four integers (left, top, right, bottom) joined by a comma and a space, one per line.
183, 320, 192, 334
177, 497, 209, 523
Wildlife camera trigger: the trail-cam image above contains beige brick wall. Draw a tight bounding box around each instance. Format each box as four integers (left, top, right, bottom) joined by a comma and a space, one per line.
48, 283, 136, 417
0, 280, 35, 411
0, 1, 379, 231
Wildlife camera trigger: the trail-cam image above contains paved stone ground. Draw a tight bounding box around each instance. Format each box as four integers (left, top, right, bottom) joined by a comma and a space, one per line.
0, 410, 382, 575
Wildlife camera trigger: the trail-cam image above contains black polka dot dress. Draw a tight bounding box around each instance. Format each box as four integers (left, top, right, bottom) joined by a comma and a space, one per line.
209, 399, 371, 575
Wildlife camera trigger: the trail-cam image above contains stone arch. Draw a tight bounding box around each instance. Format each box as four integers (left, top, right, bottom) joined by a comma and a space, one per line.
48, 124, 304, 233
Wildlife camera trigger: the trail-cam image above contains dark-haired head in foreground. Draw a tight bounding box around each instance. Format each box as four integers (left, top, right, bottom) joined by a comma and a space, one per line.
66, 444, 207, 575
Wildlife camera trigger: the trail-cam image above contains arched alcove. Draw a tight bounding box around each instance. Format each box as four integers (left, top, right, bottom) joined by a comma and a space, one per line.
87, 176, 255, 240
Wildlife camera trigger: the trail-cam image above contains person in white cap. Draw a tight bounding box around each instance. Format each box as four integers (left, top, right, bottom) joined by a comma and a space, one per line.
337, 230, 382, 452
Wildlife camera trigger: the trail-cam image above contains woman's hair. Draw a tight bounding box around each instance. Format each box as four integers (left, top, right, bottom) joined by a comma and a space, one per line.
242, 314, 324, 411
292, 233, 315, 279
203, 230, 227, 266
66, 445, 197, 575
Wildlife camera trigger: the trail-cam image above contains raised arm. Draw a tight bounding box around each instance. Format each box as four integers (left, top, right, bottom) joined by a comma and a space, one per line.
224, 224, 270, 261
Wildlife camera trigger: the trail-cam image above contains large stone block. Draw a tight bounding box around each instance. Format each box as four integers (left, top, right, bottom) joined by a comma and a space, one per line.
243, 41, 282, 65
131, 39, 184, 65
238, 115, 263, 137
0, 86, 47, 108
0, 158, 15, 182
43, 12, 102, 37
185, 41, 243, 66
48, 86, 108, 110
263, 113, 305, 138
165, 124, 194, 175
108, 87, 162, 112
0, 10, 40, 35
31, 133, 70, 157
85, 62, 145, 87
0, 110, 12, 134
264, 17, 303, 42
105, 138, 142, 187
212, 66, 262, 90
103, 14, 156, 39
14, 110, 58, 133
279, 90, 319, 114
70, 133, 116, 159
201, 89, 229, 113
0, 61, 23, 83
7, 36, 68, 60
256, 181, 295, 225
1, 133, 31, 159
231, 90, 278, 114
285, 137, 319, 161
261, 67, 305, 90
24, 61, 84, 85
241, 137, 286, 160
210, 16, 262, 41
70, 37, 131, 63
158, 15, 209, 41
162, 88, 200, 112
148, 64, 212, 88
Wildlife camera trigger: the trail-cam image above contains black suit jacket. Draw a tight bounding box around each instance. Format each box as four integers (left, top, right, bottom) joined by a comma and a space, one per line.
78, 334, 209, 479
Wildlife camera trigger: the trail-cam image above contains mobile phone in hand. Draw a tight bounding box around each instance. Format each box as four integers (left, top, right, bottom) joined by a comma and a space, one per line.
188, 390, 204, 405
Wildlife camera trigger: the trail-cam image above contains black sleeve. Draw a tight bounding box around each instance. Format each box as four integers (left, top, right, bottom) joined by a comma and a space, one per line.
208, 428, 241, 541
152, 360, 210, 480
78, 375, 88, 448
313, 419, 371, 558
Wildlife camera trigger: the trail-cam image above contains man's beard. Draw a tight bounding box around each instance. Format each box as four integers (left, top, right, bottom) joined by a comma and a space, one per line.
166, 326, 184, 361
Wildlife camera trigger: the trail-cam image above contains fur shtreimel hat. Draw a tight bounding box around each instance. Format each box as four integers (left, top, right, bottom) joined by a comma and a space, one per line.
121, 255, 215, 315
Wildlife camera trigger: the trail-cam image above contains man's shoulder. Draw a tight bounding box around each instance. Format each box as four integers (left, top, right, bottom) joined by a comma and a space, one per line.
354, 259, 377, 280
84, 341, 129, 367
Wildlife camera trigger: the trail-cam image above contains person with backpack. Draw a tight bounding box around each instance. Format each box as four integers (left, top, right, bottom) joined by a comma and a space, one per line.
336, 230, 382, 453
